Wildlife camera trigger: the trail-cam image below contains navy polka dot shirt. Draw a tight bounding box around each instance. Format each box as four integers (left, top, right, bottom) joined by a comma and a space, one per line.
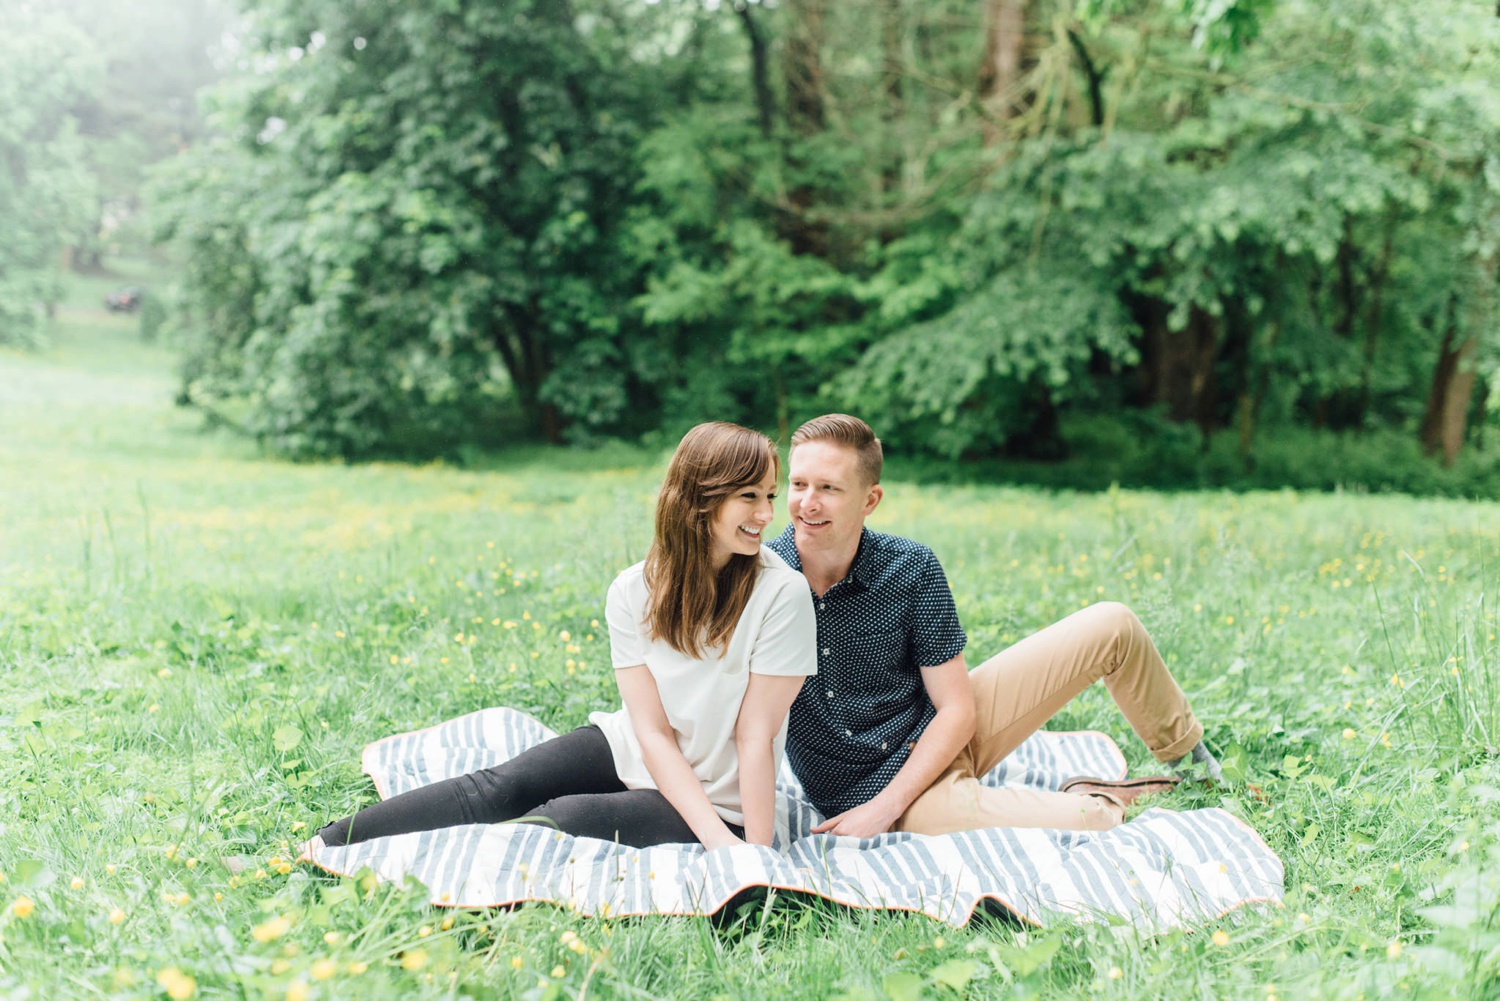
769, 526, 967, 817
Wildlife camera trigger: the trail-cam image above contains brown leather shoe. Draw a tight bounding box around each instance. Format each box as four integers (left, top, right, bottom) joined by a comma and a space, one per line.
1060, 775, 1182, 806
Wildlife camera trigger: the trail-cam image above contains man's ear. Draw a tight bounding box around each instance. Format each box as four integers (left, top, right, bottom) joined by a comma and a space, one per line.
862, 483, 884, 517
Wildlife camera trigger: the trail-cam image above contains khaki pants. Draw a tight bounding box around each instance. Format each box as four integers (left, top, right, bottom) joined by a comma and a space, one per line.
894, 601, 1204, 835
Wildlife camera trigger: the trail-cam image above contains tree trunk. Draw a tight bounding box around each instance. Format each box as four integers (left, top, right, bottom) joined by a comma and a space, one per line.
780, 0, 828, 256
1355, 210, 1398, 428
1334, 216, 1357, 340
1141, 302, 1219, 441
1131, 291, 1169, 406
1066, 28, 1106, 128
978, 0, 1024, 127
1419, 297, 1476, 466
879, 0, 904, 197
783, 0, 826, 136
734, 2, 774, 138
1003, 379, 1068, 460
494, 307, 565, 445
977, 0, 1043, 143
1233, 316, 1277, 466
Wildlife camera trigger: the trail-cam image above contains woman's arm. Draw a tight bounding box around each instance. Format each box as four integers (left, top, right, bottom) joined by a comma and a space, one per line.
733, 673, 806, 846
614, 663, 742, 850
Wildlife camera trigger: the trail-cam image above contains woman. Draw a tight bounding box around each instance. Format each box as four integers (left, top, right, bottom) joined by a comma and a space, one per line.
307, 422, 816, 851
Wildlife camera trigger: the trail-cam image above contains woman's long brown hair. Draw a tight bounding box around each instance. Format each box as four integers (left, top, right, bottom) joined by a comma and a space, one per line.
643, 422, 779, 659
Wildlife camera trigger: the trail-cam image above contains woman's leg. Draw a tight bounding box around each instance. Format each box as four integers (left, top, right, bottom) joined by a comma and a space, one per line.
316, 725, 622, 847
533, 789, 746, 848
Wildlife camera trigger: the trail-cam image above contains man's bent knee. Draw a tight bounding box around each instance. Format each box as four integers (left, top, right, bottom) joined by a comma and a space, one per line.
1084, 600, 1141, 633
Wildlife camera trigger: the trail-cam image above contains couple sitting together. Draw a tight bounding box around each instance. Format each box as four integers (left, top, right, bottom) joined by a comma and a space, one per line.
310, 415, 1220, 854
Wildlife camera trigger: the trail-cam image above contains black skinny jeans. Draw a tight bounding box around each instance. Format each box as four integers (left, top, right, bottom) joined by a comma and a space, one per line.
316, 725, 744, 849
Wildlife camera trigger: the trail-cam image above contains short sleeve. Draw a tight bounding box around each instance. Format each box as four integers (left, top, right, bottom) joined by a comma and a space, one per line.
606, 573, 648, 669
747, 575, 818, 678
910, 551, 967, 668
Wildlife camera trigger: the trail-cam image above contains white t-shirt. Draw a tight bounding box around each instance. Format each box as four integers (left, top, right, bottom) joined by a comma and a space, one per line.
588, 547, 817, 826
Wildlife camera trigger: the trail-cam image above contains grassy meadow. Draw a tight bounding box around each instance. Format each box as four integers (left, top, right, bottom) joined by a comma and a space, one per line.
3, 266, 1500, 999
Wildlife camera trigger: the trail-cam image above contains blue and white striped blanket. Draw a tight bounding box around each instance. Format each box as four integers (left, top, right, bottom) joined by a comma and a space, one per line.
309, 708, 1283, 929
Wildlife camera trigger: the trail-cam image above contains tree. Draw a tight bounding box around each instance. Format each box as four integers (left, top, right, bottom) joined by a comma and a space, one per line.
837, 0, 1500, 462
52, 0, 230, 266
157, 0, 682, 455
0, 7, 100, 345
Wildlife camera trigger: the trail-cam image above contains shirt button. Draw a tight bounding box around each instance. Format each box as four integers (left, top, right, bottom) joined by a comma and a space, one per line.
818, 602, 825, 610
845, 729, 853, 736
826, 690, 834, 698
821, 648, 830, 656
881, 742, 888, 750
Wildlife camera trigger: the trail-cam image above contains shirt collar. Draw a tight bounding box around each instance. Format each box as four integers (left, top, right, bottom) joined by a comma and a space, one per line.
848, 527, 896, 591
774, 525, 887, 593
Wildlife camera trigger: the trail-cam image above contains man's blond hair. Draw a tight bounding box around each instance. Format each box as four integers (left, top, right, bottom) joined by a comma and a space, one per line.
790, 414, 883, 486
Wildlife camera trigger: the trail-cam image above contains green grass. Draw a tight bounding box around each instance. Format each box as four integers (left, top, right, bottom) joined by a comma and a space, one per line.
3, 265, 1500, 999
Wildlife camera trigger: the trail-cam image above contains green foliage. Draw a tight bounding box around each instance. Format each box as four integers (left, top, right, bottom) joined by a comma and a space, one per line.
914, 415, 1500, 497
837, 266, 1136, 458
832, 0, 1500, 460
154, 0, 691, 455
143, 0, 1500, 474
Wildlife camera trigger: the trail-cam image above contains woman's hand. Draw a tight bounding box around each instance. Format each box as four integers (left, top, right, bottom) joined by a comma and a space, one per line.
700, 830, 746, 852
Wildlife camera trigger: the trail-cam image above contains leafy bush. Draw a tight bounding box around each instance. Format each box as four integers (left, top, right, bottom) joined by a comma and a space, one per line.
891, 417, 1500, 499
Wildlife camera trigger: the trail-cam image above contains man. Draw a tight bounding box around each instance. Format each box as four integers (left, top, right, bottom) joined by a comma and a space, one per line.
767, 414, 1220, 838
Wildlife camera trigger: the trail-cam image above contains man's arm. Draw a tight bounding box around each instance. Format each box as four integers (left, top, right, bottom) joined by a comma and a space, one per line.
809, 653, 975, 837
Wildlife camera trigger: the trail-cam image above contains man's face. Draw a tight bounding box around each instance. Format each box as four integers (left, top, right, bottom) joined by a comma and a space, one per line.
786, 440, 882, 556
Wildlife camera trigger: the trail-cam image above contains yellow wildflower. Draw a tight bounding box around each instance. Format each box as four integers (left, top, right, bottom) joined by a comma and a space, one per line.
155, 967, 197, 1000
252, 915, 291, 943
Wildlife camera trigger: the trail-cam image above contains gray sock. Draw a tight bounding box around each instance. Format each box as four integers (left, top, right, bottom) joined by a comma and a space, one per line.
1168, 740, 1223, 782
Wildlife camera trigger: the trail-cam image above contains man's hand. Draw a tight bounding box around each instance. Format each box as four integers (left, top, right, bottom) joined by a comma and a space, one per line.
810, 796, 904, 838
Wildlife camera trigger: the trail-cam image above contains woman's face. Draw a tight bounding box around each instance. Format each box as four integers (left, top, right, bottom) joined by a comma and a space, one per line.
707, 472, 778, 570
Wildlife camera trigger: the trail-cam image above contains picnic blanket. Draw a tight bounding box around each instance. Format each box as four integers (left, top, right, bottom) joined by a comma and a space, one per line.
308, 708, 1283, 929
